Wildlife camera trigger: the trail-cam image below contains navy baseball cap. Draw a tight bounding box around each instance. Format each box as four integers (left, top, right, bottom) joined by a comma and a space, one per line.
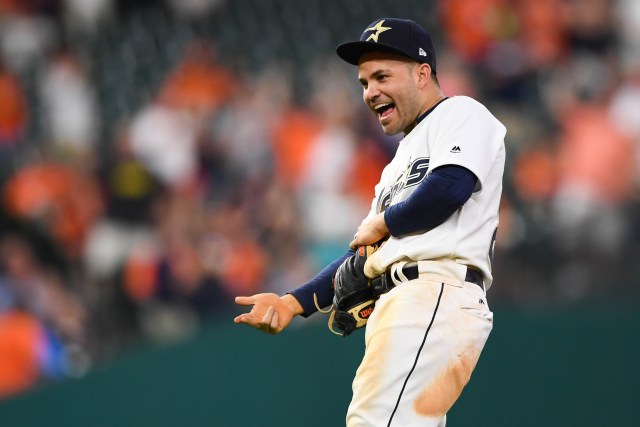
336, 18, 437, 73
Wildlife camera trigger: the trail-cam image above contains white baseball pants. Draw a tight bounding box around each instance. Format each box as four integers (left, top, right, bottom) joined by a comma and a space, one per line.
346, 275, 493, 427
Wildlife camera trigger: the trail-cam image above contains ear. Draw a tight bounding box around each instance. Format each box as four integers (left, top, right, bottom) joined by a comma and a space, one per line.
416, 63, 432, 89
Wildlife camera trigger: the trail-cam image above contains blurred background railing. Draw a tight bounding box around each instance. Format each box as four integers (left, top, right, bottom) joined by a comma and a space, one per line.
0, 0, 639, 418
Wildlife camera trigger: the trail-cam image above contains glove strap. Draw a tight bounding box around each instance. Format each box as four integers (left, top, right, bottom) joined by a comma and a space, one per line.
327, 311, 346, 336
313, 293, 333, 314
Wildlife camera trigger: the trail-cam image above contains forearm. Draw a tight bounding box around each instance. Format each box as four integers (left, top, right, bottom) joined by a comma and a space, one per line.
384, 165, 477, 236
288, 249, 355, 317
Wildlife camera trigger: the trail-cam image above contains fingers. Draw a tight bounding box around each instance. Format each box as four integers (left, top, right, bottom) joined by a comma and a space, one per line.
234, 304, 280, 335
350, 230, 363, 249
233, 313, 254, 325
235, 296, 255, 306
350, 231, 388, 249
233, 293, 290, 335
351, 213, 389, 249
260, 306, 279, 334
234, 297, 258, 326
349, 229, 373, 249
261, 305, 275, 326
270, 311, 279, 331
349, 238, 358, 249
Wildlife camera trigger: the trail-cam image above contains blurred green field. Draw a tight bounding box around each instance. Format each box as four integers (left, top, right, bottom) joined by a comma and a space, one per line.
0, 305, 639, 427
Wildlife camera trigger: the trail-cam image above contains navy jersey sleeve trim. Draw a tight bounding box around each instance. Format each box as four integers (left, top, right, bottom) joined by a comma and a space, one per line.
288, 249, 355, 317
384, 165, 477, 236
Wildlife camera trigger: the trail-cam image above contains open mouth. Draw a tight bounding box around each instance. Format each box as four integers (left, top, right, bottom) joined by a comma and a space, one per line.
374, 102, 395, 121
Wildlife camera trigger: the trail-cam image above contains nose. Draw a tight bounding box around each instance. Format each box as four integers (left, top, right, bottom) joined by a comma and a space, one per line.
364, 82, 380, 104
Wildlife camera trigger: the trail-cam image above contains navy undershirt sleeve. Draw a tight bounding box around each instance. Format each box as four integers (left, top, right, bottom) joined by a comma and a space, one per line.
384, 165, 478, 236
289, 248, 355, 317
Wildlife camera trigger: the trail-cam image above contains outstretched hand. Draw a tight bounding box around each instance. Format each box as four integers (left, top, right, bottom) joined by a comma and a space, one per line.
234, 293, 303, 335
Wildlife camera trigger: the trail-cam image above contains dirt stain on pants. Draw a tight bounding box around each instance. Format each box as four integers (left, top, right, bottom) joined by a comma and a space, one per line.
413, 347, 481, 417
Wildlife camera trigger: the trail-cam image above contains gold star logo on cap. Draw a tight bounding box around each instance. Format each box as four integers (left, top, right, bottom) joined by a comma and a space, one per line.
365, 20, 391, 43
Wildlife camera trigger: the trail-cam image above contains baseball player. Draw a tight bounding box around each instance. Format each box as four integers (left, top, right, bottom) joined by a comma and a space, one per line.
235, 17, 506, 427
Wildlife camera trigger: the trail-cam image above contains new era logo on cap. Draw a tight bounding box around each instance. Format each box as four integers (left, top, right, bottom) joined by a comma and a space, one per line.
419, 47, 427, 57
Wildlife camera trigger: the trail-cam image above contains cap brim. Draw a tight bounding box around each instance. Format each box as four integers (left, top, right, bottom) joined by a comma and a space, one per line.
336, 41, 413, 65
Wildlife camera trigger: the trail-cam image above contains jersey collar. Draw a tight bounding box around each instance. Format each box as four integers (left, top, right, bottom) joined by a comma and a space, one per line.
416, 96, 449, 124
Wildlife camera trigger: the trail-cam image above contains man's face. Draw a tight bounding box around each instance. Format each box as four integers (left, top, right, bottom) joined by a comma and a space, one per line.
358, 51, 422, 135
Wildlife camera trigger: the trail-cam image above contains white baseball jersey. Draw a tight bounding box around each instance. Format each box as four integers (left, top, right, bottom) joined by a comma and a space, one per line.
367, 95, 506, 289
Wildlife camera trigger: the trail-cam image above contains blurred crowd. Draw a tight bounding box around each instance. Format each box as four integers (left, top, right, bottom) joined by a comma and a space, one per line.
1, 0, 640, 400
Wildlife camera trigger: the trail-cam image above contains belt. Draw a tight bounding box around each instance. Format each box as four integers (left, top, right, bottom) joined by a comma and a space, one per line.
384, 264, 484, 291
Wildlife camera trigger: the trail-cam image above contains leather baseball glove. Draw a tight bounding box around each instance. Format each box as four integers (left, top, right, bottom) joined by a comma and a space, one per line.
322, 243, 389, 336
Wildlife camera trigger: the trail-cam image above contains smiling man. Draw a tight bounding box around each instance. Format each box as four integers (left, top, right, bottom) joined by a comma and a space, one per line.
234, 18, 506, 427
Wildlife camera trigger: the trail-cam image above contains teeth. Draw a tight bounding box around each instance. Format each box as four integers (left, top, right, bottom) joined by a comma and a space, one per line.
374, 103, 391, 112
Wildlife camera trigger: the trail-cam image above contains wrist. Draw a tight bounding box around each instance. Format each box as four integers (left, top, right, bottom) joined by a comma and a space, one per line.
375, 212, 389, 237
382, 208, 396, 237
281, 294, 304, 316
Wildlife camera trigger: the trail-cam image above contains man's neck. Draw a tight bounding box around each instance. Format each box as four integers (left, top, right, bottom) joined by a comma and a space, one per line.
403, 92, 447, 135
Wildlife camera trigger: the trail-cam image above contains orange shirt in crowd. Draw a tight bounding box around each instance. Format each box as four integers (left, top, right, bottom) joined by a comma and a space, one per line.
0, 71, 27, 143
439, 0, 512, 62
517, 0, 568, 65
3, 163, 103, 259
221, 239, 268, 297
270, 109, 323, 188
349, 139, 389, 206
512, 143, 558, 202
159, 47, 236, 115
0, 310, 44, 399
557, 103, 635, 203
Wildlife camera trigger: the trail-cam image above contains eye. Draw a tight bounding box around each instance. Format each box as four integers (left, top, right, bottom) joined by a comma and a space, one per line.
359, 80, 368, 89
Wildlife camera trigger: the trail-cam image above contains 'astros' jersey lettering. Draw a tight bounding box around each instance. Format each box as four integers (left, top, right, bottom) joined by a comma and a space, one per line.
368, 96, 506, 288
